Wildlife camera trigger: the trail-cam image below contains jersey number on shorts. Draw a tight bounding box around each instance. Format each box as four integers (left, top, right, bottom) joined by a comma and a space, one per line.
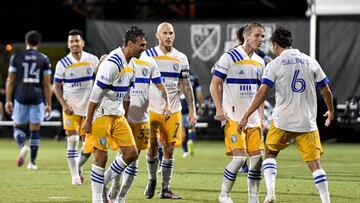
22, 62, 40, 83
173, 122, 180, 138
291, 69, 306, 93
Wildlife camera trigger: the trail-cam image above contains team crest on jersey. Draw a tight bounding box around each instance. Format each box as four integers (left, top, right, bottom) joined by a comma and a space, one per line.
87, 67, 93, 75
142, 68, 148, 76
100, 136, 107, 146
66, 119, 71, 126
191, 24, 221, 62
173, 63, 180, 71
231, 134, 237, 143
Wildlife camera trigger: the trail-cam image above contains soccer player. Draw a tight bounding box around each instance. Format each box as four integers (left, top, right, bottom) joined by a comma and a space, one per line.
107, 55, 171, 203
238, 27, 333, 203
53, 29, 99, 185
180, 71, 203, 157
82, 25, 146, 203
5, 30, 52, 170
210, 22, 266, 203
143, 22, 197, 199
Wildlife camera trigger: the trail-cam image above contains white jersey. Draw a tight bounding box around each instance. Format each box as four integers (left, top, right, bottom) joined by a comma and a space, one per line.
124, 55, 162, 123
262, 49, 329, 132
142, 46, 190, 114
54, 51, 99, 116
89, 47, 134, 120
213, 46, 265, 127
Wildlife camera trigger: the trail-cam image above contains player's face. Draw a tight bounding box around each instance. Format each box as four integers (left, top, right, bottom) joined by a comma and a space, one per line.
246, 27, 265, 50
68, 35, 84, 54
129, 36, 147, 58
156, 24, 175, 47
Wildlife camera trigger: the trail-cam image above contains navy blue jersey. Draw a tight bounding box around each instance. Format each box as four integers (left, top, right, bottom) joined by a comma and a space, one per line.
181, 72, 201, 114
9, 49, 52, 105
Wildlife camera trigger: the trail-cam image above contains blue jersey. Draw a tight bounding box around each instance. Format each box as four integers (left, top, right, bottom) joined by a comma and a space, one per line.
8, 49, 52, 105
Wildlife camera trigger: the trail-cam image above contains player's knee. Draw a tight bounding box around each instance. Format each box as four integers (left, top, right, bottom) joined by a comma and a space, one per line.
163, 143, 175, 157
93, 150, 108, 168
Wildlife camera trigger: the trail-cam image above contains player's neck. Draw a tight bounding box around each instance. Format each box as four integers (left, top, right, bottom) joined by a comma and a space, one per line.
159, 45, 172, 54
122, 47, 133, 63
26, 45, 38, 50
242, 44, 254, 58
71, 52, 82, 61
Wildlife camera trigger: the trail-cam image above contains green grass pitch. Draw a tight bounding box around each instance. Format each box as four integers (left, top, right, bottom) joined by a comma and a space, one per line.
0, 138, 359, 202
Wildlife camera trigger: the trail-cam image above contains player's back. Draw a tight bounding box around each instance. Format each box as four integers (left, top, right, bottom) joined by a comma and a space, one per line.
10, 49, 51, 105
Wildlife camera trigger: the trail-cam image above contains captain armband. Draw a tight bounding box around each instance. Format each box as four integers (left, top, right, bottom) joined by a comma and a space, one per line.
180, 69, 189, 79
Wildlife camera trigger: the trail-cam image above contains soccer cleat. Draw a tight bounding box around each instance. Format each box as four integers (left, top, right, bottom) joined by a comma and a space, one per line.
102, 187, 110, 203
218, 194, 234, 203
118, 197, 125, 203
17, 145, 29, 167
182, 152, 190, 158
72, 177, 82, 186
187, 140, 194, 156
264, 195, 276, 203
144, 179, 156, 199
160, 189, 182, 199
27, 162, 39, 170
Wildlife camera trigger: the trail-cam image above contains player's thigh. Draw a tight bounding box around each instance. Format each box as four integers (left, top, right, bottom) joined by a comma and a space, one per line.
84, 116, 112, 154
295, 130, 323, 161
130, 121, 150, 150
12, 100, 29, 124
163, 111, 182, 145
29, 102, 44, 124
63, 113, 82, 133
224, 119, 246, 156
109, 116, 136, 151
149, 111, 164, 140
245, 126, 264, 153
266, 121, 292, 152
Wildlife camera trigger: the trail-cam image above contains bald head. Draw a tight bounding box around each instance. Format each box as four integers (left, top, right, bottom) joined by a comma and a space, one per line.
157, 22, 174, 33
156, 22, 175, 51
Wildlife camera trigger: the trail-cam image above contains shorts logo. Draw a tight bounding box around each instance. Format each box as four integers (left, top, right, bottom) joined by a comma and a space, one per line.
66, 119, 71, 126
87, 67, 93, 75
142, 68, 148, 76
100, 136, 107, 146
231, 134, 237, 143
191, 24, 221, 62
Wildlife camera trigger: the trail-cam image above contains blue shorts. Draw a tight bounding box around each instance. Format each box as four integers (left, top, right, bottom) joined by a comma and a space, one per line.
182, 113, 189, 128
12, 100, 45, 124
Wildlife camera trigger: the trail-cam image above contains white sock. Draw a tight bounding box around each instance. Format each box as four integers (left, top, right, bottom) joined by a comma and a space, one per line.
119, 160, 139, 198
313, 168, 330, 203
146, 154, 159, 181
161, 158, 174, 190
220, 156, 247, 197
67, 135, 80, 180
262, 158, 277, 198
104, 155, 127, 186
91, 164, 105, 203
248, 154, 263, 203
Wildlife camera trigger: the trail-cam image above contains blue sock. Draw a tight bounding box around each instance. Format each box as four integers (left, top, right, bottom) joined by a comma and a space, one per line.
13, 128, 26, 148
182, 131, 189, 152
29, 130, 40, 164
158, 146, 163, 166
188, 130, 196, 141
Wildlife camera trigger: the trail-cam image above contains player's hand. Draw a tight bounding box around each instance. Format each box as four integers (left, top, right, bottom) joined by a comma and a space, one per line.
5, 101, 13, 114
45, 105, 52, 118
238, 116, 248, 134
323, 110, 334, 127
163, 103, 171, 120
188, 112, 197, 128
82, 118, 92, 134
214, 107, 227, 121
63, 103, 74, 115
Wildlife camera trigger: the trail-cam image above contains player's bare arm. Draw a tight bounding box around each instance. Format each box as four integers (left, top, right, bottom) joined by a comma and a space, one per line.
53, 82, 74, 115
320, 85, 334, 127
5, 72, 15, 114
82, 101, 97, 133
238, 84, 270, 132
209, 75, 226, 121
179, 77, 197, 127
43, 74, 52, 117
196, 88, 204, 116
155, 82, 171, 117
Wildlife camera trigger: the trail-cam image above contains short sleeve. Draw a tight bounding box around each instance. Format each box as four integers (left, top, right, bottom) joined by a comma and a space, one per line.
212, 53, 231, 80
54, 61, 65, 83
313, 59, 329, 88
262, 62, 276, 88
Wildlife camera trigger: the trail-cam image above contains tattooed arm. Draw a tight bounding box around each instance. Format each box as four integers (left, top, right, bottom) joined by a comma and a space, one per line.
179, 77, 197, 127
155, 82, 171, 118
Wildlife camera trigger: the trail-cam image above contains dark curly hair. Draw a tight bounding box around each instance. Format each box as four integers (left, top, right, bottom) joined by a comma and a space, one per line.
123, 25, 146, 46
270, 27, 293, 48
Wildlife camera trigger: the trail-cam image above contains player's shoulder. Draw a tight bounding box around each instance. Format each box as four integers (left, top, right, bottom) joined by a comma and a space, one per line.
143, 47, 159, 57
133, 56, 153, 67
251, 53, 266, 67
